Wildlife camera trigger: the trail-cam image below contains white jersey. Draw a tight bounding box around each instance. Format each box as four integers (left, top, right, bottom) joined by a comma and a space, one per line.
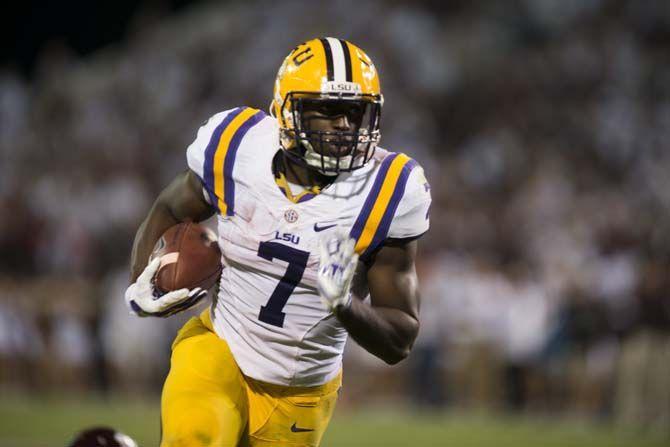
186, 106, 431, 386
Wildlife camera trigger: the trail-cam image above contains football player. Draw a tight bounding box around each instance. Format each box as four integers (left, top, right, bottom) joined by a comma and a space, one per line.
125, 37, 431, 446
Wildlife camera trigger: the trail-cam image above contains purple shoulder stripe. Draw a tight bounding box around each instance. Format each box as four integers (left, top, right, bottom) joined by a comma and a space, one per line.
349, 153, 398, 241
202, 107, 245, 212
222, 110, 266, 216
362, 158, 418, 258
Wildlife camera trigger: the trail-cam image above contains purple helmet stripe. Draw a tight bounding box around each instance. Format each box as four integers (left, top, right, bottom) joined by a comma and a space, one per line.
319, 38, 334, 81
338, 39, 353, 82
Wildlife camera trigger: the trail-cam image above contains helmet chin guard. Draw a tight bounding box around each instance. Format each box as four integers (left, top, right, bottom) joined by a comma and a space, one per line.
304, 146, 354, 174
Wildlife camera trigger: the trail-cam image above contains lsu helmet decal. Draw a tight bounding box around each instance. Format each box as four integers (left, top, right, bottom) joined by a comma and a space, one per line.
271, 38, 383, 174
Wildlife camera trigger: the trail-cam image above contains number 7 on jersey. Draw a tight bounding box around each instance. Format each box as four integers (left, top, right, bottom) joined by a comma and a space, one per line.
257, 241, 310, 327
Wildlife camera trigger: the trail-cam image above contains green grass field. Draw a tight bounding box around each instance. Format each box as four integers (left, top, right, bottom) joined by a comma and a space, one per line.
0, 394, 667, 447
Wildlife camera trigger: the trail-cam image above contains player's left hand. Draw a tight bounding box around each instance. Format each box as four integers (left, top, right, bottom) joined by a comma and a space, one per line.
317, 229, 358, 312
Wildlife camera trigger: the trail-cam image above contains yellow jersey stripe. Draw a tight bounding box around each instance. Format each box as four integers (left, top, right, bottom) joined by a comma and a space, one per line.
212, 107, 259, 214
354, 153, 411, 253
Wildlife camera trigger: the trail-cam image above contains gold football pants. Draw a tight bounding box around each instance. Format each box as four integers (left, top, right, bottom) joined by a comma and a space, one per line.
160, 310, 341, 447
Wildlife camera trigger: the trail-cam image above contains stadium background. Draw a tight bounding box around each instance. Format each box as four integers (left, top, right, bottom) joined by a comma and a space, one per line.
1, 0, 669, 445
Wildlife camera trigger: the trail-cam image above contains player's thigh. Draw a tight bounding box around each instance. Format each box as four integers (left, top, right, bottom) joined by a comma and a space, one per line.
161, 328, 248, 447
248, 387, 339, 447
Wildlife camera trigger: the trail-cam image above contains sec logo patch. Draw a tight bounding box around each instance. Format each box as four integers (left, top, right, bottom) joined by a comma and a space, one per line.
284, 209, 299, 223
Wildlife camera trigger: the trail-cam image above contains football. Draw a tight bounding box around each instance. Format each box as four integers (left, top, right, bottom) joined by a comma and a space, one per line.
151, 222, 222, 294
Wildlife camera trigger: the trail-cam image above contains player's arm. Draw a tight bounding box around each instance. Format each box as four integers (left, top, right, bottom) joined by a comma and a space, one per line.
130, 170, 213, 282
336, 240, 419, 365
126, 170, 214, 317
317, 159, 430, 363
317, 232, 420, 365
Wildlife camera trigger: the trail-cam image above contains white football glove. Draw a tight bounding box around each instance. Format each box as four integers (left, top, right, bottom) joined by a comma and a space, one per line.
317, 230, 359, 312
124, 258, 208, 318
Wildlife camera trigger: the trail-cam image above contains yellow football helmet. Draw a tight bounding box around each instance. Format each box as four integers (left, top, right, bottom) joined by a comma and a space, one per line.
271, 38, 383, 174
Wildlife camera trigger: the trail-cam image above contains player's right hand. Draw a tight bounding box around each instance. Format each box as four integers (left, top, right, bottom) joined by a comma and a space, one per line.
124, 258, 208, 318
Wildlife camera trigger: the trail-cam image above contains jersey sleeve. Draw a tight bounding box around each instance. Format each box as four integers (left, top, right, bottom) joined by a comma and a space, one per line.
350, 153, 431, 260
386, 164, 431, 240
185, 107, 266, 216
186, 110, 232, 183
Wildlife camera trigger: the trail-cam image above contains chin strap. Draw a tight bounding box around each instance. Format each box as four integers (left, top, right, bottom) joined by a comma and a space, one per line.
303, 145, 353, 174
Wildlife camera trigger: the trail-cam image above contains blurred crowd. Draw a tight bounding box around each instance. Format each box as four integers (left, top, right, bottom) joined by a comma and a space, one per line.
1, 0, 669, 435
